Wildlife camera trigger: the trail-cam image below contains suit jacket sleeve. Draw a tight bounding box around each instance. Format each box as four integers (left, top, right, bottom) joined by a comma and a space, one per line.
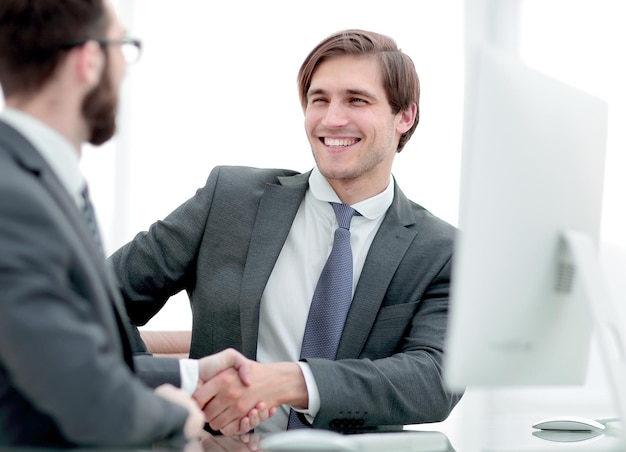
109, 172, 217, 327
307, 249, 460, 428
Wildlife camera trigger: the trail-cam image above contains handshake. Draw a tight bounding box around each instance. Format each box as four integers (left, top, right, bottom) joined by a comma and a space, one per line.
154, 348, 306, 440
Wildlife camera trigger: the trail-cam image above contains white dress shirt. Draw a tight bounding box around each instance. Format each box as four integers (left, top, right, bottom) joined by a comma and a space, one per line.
1, 108, 85, 207
256, 167, 393, 433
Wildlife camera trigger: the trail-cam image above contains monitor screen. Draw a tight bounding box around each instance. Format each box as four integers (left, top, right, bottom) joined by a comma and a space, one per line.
444, 46, 608, 391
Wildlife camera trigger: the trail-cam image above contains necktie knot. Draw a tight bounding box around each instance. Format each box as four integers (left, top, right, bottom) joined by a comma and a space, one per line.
330, 202, 357, 230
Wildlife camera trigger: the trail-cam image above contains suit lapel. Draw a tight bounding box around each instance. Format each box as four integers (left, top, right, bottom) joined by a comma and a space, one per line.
0, 122, 103, 270
239, 172, 310, 357
0, 121, 134, 365
336, 183, 418, 359
236, 171, 417, 359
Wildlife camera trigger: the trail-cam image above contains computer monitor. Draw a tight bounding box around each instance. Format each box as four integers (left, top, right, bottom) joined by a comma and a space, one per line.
443, 46, 609, 391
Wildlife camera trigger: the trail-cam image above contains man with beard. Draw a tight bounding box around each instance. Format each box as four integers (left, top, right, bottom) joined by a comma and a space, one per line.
0, 0, 268, 447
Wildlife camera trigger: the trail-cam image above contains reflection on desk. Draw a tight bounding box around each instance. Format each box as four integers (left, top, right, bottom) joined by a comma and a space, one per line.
258, 429, 452, 451
532, 429, 606, 443
195, 432, 262, 451
3, 416, 623, 451
196, 430, 453, 452
413, 410, 625, 452
0, 431, 452, 452
159, 430, 454, 452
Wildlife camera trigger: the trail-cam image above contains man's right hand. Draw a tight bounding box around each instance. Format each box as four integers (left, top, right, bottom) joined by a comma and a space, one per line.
195, 348, 277, 435
155, 383, 205, 440
195, 360, 306, 434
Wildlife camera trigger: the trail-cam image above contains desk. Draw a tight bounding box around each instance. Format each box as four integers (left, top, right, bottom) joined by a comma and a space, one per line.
2, 419, 622, 452
4, 389, 624, 451
413, 413, 622, 452
178, 412, 625, 451
189, 419, 625, 451
413, 388, 624, 451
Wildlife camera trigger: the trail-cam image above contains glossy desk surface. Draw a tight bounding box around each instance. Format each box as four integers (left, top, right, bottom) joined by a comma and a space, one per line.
4, 390, 625, 451
0, 415, 626, 452
416, 412, 623, 451
4, 416, 622, 452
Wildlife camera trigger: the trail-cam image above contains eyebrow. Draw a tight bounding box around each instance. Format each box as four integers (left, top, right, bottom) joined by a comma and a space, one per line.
307, 88, 379, 101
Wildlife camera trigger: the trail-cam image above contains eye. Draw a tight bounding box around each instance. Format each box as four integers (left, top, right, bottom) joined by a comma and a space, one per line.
310, 96, 328, 105
350, 97, 367, 104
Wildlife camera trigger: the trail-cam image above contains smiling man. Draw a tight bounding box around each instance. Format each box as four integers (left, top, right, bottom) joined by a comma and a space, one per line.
110, 29, 462, 435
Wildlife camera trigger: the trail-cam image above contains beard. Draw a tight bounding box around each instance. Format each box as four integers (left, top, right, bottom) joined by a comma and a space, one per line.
82, 61, 118, 146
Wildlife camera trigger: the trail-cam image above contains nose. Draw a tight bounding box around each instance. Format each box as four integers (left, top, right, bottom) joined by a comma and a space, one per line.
322, 101, 349, 128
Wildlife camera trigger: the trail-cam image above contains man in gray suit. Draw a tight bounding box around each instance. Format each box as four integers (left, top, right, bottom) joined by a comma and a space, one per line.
111, 29, 463, 435
0, 0, 268, 447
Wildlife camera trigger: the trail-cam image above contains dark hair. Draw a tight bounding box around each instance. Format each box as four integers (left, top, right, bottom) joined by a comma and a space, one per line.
0, 0, 109, 97
297, 29, 420, 153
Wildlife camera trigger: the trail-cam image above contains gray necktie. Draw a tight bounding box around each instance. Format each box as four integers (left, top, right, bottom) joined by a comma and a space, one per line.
80, 187, 133, 363
287, 202, 357, 429
80, 185, 104, 255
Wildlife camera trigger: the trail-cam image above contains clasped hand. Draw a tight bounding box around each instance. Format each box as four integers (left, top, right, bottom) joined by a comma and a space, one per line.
194, 350, 307, 435
194, 348, 276, 436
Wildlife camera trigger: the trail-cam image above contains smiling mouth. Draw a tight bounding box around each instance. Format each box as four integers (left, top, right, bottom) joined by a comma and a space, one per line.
321, 137, 360, 147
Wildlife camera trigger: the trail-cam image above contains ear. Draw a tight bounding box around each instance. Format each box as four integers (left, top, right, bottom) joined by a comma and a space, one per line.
73, 40, 105, 89
396, 102, 417, 134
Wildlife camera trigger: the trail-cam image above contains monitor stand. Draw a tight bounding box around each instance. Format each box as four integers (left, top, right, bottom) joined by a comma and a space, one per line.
561, 229, 626, 444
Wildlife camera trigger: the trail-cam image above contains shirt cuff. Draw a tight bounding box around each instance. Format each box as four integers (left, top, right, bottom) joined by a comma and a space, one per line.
294, 362, 320, 422
179, 358, 199, 395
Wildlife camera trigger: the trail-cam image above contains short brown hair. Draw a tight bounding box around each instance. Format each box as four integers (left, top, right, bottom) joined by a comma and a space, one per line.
0, 0, 109, 98
297, 29, 420, 153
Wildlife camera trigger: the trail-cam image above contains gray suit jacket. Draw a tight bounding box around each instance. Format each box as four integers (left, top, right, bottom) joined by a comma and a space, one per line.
111, 165, 462, 431
0, 121, 186, 447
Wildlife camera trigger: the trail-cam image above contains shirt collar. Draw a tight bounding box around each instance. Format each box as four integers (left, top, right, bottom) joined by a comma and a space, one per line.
308, 166, 394, 220
1, 108, 85, 204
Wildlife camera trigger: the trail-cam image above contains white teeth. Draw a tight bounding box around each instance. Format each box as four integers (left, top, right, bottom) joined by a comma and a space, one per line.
324, 137, 358, 147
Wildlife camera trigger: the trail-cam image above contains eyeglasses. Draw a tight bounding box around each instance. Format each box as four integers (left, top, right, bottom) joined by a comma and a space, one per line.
60, 37, 143, 64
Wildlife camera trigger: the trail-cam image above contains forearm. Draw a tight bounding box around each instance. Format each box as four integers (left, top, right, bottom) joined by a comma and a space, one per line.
268, 362, 309, 409
307, 351, 462, 429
